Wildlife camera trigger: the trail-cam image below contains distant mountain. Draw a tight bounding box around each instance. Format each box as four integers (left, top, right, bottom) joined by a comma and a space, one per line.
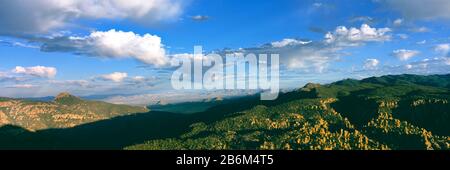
23, 96, 55, 102
360, 74, 450, 88
0, 92, 148, 131
21, 93, 130, 103
148, 96, 231, 114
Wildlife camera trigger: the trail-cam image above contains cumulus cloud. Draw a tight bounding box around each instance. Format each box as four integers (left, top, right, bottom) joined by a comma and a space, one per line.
261, 24, 390, 71
12, 66, 57, 78
399, 58, 450, 72
435, 43, 450, 56
98, 72, 128, 82
393, 18, 403, 26
0, 0, 184, 35
206, 24, 392, 72
364, 59, 380, 70
228, 40, 341, 72
276, 24, 390, 71
378, 0, 450, 20
270, 39, 312, 48
170, 40, 337, 73
445, 58, 450, 65
354, 57, 450, 76
41, 29, 169, 66
0, 71, 29, 83
324, 24, 391, 46
392, 49, 420, 61
278, 44, 340, 72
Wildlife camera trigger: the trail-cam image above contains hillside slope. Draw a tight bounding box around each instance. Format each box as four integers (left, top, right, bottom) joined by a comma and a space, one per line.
0, 92, 149, 131
126, 74, 450, 150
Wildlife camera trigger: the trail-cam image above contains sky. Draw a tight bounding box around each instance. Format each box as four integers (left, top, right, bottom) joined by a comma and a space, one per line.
1, 0, 450, 105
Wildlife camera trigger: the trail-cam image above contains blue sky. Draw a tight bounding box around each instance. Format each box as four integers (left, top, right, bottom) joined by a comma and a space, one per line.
1, 0, 450, 104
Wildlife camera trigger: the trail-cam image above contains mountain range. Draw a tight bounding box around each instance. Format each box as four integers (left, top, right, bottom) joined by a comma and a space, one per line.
0, 74, 449, 150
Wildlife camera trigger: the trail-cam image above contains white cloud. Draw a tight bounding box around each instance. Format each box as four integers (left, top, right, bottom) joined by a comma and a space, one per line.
364, 59, 380, 70
232, 39, 341, 72
49, 80, 91, 88
99, 72, 128, 82
355, 57, 450, 76
409, 27, 430, 33
127, 76, 157, 86
397, 34, 408, 39
416, 40, 427, 45
281, 46, 340, 72
132, 76, 146, 82
270, 24, 390, 72
378, 0, 450, 20
435, 43, 450, 56
271, 39, 312, 48
12, 66, 57, 78
325, 24, 391, 46
349, 16, 374, 24
405, 64, 413, 69
42, 29, 168, 66
393, 18, 403, 26
211, 24, 392, 72
269, 24, 391, 71
445, 58, 450, 65
0, 0, 184, 35
0, 72, 27, 83
405, 58, 450, 71
392, 49, 420, 61
191, 15, 209, 21
7, 84, 36, 89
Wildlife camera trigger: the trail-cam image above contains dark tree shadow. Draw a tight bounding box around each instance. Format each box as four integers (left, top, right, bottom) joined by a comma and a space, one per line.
331, 89, 380, 128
